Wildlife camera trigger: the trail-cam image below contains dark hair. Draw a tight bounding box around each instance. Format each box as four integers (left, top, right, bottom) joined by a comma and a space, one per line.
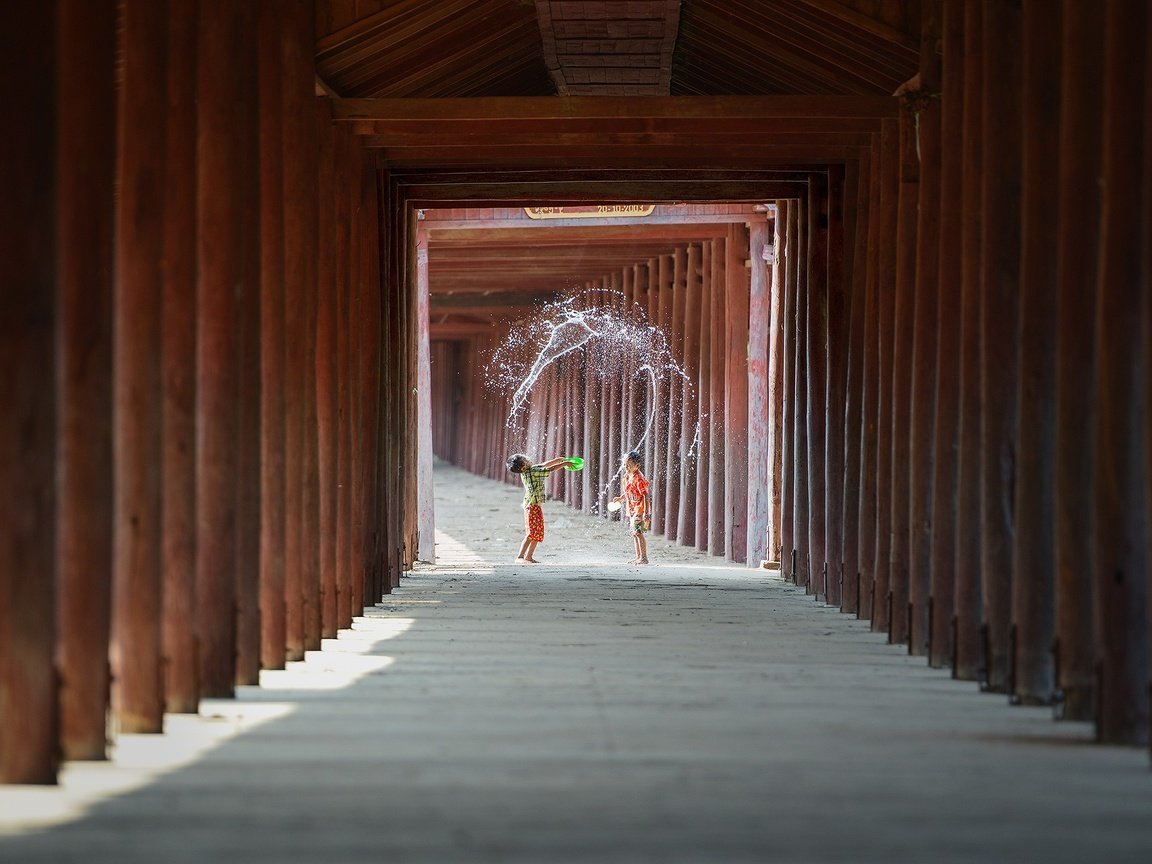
624, 449, 642, 465
507, 453, 528, 473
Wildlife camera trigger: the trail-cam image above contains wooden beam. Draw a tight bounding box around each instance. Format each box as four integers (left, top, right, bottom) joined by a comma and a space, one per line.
798, 0, 921, 51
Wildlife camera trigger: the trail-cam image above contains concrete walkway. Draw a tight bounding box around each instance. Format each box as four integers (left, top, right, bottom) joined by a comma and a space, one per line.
2, 462, 1150, 863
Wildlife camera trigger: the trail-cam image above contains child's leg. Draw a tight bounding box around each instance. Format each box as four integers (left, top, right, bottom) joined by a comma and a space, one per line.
637, 531, 648, 563
524, 539, 540, 562
516, 535, 532, 561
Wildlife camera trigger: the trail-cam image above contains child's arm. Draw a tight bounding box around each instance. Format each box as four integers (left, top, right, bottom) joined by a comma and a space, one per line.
539, 456, 577, 470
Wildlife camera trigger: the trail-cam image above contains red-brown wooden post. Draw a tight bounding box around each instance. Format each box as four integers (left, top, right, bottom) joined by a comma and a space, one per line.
162, 0, 200, 711
316, 106, 338, 638
779, 204, 796, 574
770, 212, 788, 567
807, 174, 830, 588
0, 0, 59, 785
302, 140, 323, 642
747, 221, 772, 566
725, 223, 750, 564
56, 0, 116, 757
232, 0, 262, 688
281, 0, 316, 657
258, 0, 287, 671
696, 243, 713, 553
908, 0, 943, 655
196, 0, 244, 697
652, 256, 672, 533
857, 141, 882, 618
336, 129, 357, 615
1053, 0, 1105, 720
678, 244, 702, 546
872, 119, 899, 632
709, 239, 728, 558
415, 223, 436, 562
665, 248, 686, 539
980, 0, 1023, 692
824, 165, 847, 606
929, 0, 965, 668
791, 201, 810, 584
889, 107, 919, 644
1092, 0, 1149, 745
112, 0, 168, 731
953, 0, 984, 681
607, 271, 623, 512
1012, 0, 1063, 703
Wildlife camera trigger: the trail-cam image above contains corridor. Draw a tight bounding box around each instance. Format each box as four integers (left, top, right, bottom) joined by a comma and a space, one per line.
2, 463, 1149, 863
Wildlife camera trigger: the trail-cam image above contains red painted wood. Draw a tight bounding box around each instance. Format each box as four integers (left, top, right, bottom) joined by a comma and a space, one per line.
677, 244, 702, 546
0, 0, 58, 785
768, 216, 787, 565
664, 248, 686, 538
746, 222, 772, 565
778, 202, 796, 574
652, 256, 672, 534
806, 174, 830, 590
790, 200, 810, 585
979, 0, 1023, 692
337, 128, 357, 616
725, 224, 750, 564
1012, 0, 1063, 703
857, 140, 882, 617
1053, 0, 1105, 721
56, 0, 116, 757
708, 240, 727, 557
695, 244, 712, 553
823, 165, 847, 606
317, 105, 339, 638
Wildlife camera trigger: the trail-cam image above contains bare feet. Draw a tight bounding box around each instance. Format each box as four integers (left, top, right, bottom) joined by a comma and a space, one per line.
525, 557, 541, 564
637, 557, 650, 565
515, 557, 527, 563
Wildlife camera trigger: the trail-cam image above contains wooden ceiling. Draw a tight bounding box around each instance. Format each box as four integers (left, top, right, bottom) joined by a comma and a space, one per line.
315, 1, 920, 337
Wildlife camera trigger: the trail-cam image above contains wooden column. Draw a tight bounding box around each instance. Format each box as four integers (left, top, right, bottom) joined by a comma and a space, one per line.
872, 119, 898, 631
258, 0, 287, 671
316, 107, 338, 637
416, 231, 435, 560
807, 175, 829, 589
0, 0, 58, 785
747, 221, 772, 566
779, 203, 796, 574
56, 0, 116, 757
953, 0, 984, 681
708, 239, 727, 558
908, 0, 943, 656
889, 107, 919, 644
771, 211, 789, 567
824, 165, 847, 606
652, 256, 671, 533
791, 200, 810, 585
232, 0, 261, 688
1012, 0, 1063, 703
980, 0, 1023, 692
665, 248, 686, 539
928, 0, 964, 668
335, 129, 355, 619
695, 245, 713, 553
678, 244, 702, 547
725, 223, 750, 564
857, 141, 882, 618
1053, 0, 1105, 721
281, 0, 316, 656
112, 0, 168, 731
1092, 0, 1149, 745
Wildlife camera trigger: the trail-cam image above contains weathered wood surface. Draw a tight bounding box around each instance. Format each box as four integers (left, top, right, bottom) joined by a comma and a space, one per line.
725, 223, 750, 564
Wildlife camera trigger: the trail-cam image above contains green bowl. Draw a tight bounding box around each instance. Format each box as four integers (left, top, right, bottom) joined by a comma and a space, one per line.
564, 456, 585, 471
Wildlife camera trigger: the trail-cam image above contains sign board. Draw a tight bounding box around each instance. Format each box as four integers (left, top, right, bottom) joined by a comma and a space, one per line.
524, 204, 655, 219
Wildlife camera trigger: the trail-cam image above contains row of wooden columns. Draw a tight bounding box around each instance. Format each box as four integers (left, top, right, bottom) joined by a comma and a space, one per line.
1, 0, 416, 785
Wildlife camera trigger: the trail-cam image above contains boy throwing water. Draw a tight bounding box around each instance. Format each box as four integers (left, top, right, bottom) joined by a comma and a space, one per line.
507, 453, 578, 563
611, 450, 651, 564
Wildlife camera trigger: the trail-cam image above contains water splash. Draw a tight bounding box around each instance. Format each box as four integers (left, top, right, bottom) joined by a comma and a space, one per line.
485, 288, 699, 511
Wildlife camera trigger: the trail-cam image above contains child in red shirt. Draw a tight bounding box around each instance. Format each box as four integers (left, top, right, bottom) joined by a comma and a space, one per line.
611, 450, 651, 564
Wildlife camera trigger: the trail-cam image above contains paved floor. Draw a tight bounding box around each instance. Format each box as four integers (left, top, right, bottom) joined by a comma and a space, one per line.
1, 463, 1150, 863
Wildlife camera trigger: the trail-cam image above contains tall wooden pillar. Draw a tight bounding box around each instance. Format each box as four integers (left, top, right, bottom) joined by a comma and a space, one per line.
872, 119, 898, 631
0, 0, 58, 785
857, 141, 882, 618
778, 204, 796, 572
1092, 0, 1149, 745
665, 249, 686, 538
708, 239, 727, 558
725, 223, 750, 563
112, 0, 168, 731
791, 200, 810, 585
162, 0, 199, 712
281, 0, 316, 656
258, 0, 287, 671
652, 256, 672, 533
416, 231, 435, 560
232, 0, 261, 687
695, 245, 712, 553
56, 0, 116, 757
908, 0, 943, 656
335, 129, 356, 620
889, 108, 919, 644
678, 244, 702, 547
824, 165, 847, 606
928, 0, 965, 669
196, 0, 243, 697
1053, 0, 1105, 721
980, 0, 1023, 692
953, 0, 984, 681
1012, 0, 1063, 704
316, 106, 338, 637
747, 221, 772, 565
806, 174, 829, 590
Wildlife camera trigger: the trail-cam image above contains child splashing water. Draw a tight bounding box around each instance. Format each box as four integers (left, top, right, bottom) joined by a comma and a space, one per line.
611, 450, 651, 565
507, 453, 579, 563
